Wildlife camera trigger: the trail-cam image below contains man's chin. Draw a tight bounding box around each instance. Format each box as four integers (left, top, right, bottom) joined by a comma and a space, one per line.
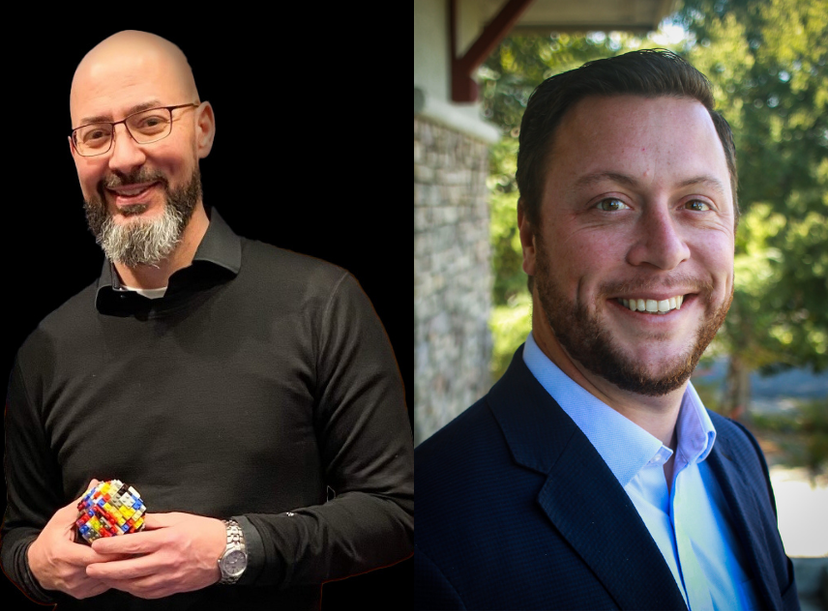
116, 203, 151, 218
564, 337, 697, 397
599, 353, 696, 397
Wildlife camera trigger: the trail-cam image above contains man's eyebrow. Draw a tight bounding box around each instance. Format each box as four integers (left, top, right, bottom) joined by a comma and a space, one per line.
676, 175, 728, 196
573, 172, 728, 196
573, 172, 638, 189
77, 100, 164, 126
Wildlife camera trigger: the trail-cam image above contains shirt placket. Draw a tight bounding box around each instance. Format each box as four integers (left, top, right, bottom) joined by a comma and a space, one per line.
671, 463, 714, 611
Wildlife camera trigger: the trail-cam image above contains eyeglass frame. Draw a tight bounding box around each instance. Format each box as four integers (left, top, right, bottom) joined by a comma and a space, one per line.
70, 102, 201, 157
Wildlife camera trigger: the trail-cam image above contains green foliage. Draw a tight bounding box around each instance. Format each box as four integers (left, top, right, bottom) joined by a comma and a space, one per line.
680, 0, 828, 374
488, 136, 524, 306
489, 293, 533, 381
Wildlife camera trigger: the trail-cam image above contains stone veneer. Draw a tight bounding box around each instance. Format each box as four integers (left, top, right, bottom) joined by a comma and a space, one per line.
414, 117, 492, 445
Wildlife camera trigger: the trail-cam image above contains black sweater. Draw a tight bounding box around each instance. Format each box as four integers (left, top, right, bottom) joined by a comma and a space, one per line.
2, 212, 414, 610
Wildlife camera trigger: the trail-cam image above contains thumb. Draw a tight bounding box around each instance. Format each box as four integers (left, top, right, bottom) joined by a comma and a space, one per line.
142, 512, 180, 530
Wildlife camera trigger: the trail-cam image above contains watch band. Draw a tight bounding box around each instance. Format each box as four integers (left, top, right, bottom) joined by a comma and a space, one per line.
217, 519, 247, 584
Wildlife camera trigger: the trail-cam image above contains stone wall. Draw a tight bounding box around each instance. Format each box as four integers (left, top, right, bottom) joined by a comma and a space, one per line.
414, 117, 492, 445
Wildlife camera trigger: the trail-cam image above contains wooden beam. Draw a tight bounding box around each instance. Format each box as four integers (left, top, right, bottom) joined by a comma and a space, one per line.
451, 0, 535, 102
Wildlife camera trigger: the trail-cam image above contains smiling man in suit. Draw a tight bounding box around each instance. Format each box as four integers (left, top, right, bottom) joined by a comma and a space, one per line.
415, 50, 799, 610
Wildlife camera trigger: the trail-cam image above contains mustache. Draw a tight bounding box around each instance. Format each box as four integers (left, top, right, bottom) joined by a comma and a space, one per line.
599, 274, 715, 298
100, 170, 168, 190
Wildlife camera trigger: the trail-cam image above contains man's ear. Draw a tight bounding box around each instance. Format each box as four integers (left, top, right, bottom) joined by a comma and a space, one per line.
517, 198, 536, 277
194, 102, 216, 159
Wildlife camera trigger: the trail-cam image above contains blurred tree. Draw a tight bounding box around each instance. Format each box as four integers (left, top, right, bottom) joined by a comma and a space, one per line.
679, 0, 828, 416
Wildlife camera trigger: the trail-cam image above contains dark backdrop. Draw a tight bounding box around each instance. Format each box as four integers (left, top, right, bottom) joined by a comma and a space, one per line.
2, 22, 410, 610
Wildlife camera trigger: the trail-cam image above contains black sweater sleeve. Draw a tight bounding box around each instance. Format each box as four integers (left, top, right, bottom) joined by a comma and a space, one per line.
239, 272, 414, 587
2, 357, 62, 604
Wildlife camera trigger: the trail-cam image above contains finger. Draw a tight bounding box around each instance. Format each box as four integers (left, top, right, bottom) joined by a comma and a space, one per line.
91, 530, 163, 555
75, 580, 111, 600
87, 553, 158, 581
62, 541, 127, 567
97, 575, 166, 600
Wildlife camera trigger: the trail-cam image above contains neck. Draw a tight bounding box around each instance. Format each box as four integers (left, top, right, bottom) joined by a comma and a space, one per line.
113, 203, 210, 290
530, 294, 685, 448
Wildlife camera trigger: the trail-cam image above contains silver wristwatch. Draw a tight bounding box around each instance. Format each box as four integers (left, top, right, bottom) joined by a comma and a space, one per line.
217, 519, 247, 584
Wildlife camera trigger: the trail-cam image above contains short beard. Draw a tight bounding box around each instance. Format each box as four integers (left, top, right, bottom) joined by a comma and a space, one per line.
84, 167, 202, 268
534, 236, 732, 397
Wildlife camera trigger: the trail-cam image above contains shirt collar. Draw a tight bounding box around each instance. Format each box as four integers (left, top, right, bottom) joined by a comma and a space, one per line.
522, 332, 716, 487
95, 207, 241, 311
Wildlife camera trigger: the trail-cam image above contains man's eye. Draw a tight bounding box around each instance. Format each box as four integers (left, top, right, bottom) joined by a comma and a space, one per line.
596, 198, 629, 211
132, 114, 169, 134
685, 200, 711, 211
82, 128, 111, 144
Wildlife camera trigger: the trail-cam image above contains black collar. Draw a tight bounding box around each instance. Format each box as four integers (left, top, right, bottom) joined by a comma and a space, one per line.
95, 208, 241, 314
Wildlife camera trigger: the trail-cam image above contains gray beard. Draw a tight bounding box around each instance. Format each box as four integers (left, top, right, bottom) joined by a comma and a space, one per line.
84, 168, 202, 268
534, 234, 732, 397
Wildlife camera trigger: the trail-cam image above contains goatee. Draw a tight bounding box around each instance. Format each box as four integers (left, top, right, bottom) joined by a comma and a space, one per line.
84, 167, 202, 267
534, 234, 732, 396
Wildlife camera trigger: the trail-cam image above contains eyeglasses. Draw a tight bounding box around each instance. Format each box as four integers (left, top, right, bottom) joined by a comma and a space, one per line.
71, 103, 201, 157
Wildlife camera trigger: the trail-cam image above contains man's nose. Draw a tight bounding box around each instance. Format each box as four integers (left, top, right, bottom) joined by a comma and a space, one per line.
626, 206, 691, 270
107, 124, 146, 173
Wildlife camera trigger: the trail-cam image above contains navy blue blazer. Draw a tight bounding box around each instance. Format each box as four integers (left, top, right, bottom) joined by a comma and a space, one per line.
415, 346, 799, 610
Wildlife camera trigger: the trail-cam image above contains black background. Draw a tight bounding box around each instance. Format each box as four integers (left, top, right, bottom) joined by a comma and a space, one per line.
2, 21, 410, 610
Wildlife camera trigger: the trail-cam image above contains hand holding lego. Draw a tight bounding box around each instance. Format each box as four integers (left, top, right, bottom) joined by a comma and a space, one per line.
27, 479, 128, 599
86, 511, 226, 599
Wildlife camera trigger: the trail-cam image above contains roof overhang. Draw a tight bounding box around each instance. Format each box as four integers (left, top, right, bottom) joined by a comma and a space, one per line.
452, 0, 678, 102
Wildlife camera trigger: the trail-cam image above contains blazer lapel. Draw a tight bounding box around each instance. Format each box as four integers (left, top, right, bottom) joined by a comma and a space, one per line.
488, 347, 688, 610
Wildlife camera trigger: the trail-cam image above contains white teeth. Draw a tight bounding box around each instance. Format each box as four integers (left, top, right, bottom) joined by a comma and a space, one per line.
618, 295, 685, 314
113, 184, 152, 197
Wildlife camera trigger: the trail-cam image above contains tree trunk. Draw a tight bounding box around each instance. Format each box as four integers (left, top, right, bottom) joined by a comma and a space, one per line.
722, 354, 751, 419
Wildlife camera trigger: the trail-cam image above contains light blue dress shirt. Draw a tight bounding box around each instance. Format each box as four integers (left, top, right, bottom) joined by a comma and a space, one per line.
523, 332, 760, 610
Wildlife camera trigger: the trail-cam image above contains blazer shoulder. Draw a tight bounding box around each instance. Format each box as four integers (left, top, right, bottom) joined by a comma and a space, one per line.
416, 394, 507, 491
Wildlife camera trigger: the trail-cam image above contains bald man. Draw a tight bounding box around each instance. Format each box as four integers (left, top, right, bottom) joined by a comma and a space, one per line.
1, 31, 414, 610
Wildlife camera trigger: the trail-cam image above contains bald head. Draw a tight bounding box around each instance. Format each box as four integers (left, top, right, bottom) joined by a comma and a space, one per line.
70, 31, 199, 126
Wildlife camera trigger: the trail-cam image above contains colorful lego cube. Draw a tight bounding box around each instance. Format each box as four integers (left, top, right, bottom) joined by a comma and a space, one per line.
76, 480, 147, 544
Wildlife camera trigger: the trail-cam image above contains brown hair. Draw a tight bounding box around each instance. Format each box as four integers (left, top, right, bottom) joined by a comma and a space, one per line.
516, 49, 738, 230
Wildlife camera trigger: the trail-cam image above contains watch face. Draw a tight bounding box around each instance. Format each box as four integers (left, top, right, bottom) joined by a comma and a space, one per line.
223, 550, 247, 576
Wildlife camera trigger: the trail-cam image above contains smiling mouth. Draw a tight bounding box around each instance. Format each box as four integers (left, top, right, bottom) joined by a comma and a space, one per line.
108, 183, 157, 199
617, 295, 685, 314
